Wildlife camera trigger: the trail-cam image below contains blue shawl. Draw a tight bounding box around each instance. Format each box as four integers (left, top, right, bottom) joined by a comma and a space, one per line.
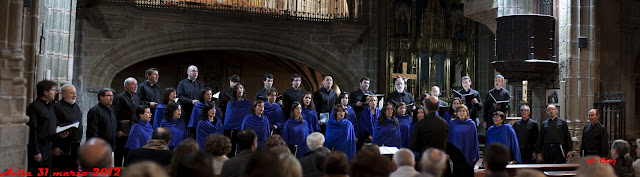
125, 120, 153, 150
396, 114, 412, 148
283, 118, 311, 158
330, 105, 358, 135
358, 106, 380, 139
188, 102, 222, 128
372, 117, 402, 148
324, 117, 356, 160
152, 104, 166, 129
196, 119, 224, 150
448, 119, 480, 166
224, 100, 252, 130
160, 118, 187, 150
486, 124, 522, 163
241, 114, 270, 148
302, 108, 320, 132
264, 102, 285, 134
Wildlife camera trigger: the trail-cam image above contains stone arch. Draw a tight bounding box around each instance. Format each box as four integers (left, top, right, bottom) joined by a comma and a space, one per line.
83, 28, 361, 91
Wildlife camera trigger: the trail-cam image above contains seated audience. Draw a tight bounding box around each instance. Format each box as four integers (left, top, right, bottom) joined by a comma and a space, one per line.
263, 134, 287, 150
324, 151, 350, 177
121, 161, 169, 177
176, 151, 215, 177
243, 149, 283, 177
167, 139, 199, 177
300, 132, 330, 177
221, 129, 258, 177
611, 139, 634, 177
483, 143, 509, 177
420, 148, 447, 177
513, 169, 545, 177
125, 127, 174, 166
390, 148, 419, 177
79, 138, 113, 173
205, 134, 232, 177
576, 156, 616, 177
351, 149, 392, 177
281, 154, 303, 177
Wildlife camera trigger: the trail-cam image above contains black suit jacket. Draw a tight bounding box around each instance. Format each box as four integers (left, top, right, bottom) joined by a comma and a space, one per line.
410, 112, 448, 152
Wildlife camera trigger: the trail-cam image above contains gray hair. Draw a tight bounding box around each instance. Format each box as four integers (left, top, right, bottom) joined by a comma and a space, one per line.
520, 105, 530, 110
589, 109, 599, 116
495, 75, 505, 81
61, 83, 75, 93
124, 77, 137, 87
421, 148, 447, 177
392, 148, 415, 167
306, 132, 325, 151
187, 65, 197, 73
461, 76, 471, 81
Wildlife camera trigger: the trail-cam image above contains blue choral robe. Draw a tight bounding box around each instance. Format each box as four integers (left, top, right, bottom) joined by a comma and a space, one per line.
264, 102, 285, 134
241, 114, 270, 148
443, 112, 455, 121
372, 118, 402, 148
330, 105, 358, 135
324, 117, 356, 160
302, 108, 320, 132
486, 124, 522, 163
152, 104, 166, 129
448, 119, 480, 166
224, 100, 252, 130
125, 120, 153, 150
196, 118, 224, 150
188, 102, 222, 128
358, 106, 380, 139
396, 114, 412, 148
160, 118, 188, 150
283, 118, 311, 158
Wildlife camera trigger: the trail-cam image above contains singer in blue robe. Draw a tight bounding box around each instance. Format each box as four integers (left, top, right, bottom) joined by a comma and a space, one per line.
396, 113, 412, 148
302, 107, 320, 132
196, 103, 224, 150
358, 105, 380, 141
283, 118, 311, 158
160, 120, 187, 150
153, 104, 166, 129
486, 111, 521, 163
188, 102, 221, 128
224, 100, 252, 131
324, 106, 356, 160
447, 105, 480, 167
372, 103, 402, 148
125, 106, 154, 150
330, 105, 357, 135
241, 113, 270, 148
264, 102, 285, 134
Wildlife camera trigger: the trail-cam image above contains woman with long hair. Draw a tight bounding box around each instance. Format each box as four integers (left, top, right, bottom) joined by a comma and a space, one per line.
300, 91, 320, 132
167, 138, 199, 177
196, 103, 223, 150
610, 139, 634, 177
264, 87, 285, 135
448, 105, 479, 173
332, 93, 357, 132
443, 97, 463, 121
154, 88, 176, 129
486, 111, 521, 163
324, 104, 357, 160
125, 105, 154, 150
394, 102, 412, 148
223, 83, 252, 156
188, 88, 221, 138
358, 95, 379, 144
241, 100, 270, 148
160, 102, 188, 150
372, 102, 402, 148
282, 102, 311, 158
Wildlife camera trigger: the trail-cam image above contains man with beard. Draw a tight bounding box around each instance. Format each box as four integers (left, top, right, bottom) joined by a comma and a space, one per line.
387, 77, 415, 111
52, 84, 83, 172
349, 77, 374, 117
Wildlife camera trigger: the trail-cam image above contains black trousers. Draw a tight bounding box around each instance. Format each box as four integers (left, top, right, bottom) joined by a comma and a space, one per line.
224, 129, 239, 158
520, 146, 536, 164
542, 144, 566, 164
28, 144, 52, 177
114, 136, 128, 167
52, 142, 80, 172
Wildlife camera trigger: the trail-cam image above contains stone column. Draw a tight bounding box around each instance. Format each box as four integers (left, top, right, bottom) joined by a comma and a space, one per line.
0, 0, 30, 170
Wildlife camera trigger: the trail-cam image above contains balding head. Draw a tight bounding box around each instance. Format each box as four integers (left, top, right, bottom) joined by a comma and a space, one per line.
426, 96, 439, 113
421, 148, 447, 177
392, 148, 415, 167
79, 138, 113, 170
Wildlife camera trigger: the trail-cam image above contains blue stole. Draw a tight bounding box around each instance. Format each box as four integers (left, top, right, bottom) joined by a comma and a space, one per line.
324, 117, 356, 160
224, 100, 252, 130
372, 117, 402, 148
358, 106, 380, 139
188, 102, 222, 128
486, 124, 522, 163
125, 120, 153, 150
160, 118, 187, 150
448, 119, 480, 166
283, 118, 311, 158
241, 114, 270, 148
330, 105, 358, 135
443, 112, 454, 121
153, 104, 166, 129
302, 108, 320, 132
264, 102, 285, 133
196, 118, 224, 150
396, 114, 412, 148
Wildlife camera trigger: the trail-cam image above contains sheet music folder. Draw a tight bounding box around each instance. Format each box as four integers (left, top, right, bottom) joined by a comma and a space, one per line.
56, 121, 80, 133
452, 89, 476, 103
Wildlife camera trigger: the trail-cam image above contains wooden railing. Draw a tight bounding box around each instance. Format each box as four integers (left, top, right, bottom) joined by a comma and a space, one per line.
594, 91, 625, 140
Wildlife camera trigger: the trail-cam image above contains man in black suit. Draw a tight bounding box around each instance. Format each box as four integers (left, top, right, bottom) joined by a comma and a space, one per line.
410, 96, 448, 152
221, 129, 258, 177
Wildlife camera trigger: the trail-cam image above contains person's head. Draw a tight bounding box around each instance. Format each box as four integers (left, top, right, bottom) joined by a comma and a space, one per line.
187, 65, 199, 80
588, 109, 599, 125
205, 134, 232, 157
264, 134, 287, 150
450, 97, 462, 112
395, 102, 407, 116
514, 169, 546, 177
124, 77, 138, 94
333, 104, 347, 121
430, 86, 441, 97
324, 151, 349, 176
492, 111, 506, 126
263, 73, 274, 89
237, 129, 258, 151
461, 76, 472, 90
269, 145, 292, 156
151, 127, 172, 144
120, 161, 169, 177
168, 138, 200, 176
250, 100, 265, 116
244, 149, 283, 177
60, 83, 77, 104
175, 151, 214, 177
420, 93, 430, 106
79, 138, 113, 171
199, 102, 217, 121
365, 95, 378, 108
636, 139, 640, 160
426, 96, 439, 113
456, 105, 469, 121
162, 88, 176, 105
360, 143, 380, 155
392, 148, 415, 168
266, 87, 278, 104
494, 75, 505, 89
306, 132, 325, 151
297, 92, 313, 109
164, 102, 182, 121
291, 74, 302, 89
281, 154, 303, 177
546, 105, 558, 118
484, 143, 509, 173
610, 139, 630, 159
229, 74, 240, 88
359, 77, 370, 91
576, 156, 616, 177
414, 105, 426, 121
338, 92, 349, 105
394, 78, 405, 93
232, 83, 245, 100
98, 88, 114, 106
351, 150, 392, 177
290, 102, 303, 120
145, 68, 159, 84
520, 105, 531, 119
199, 87, 213, 103
420, 148, 447, 177
36, 80, 57, 102
382, 102, 395, 118
136, 104, 152, 122
322, 75, 333, 89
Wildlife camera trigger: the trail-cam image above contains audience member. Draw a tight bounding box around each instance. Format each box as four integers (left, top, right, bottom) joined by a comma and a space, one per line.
244, 149, 284, 177
264, 134, 287, 150
324, 151, 349, 177
513, 169, 545, 177
221, 129, 258, 177
167, 138, 199, 177
300, 132, 329, 177
78, 138, 113, 174
483, 143, 509, 177
120, 161, 169, 177
611, 139, 634, 177
391, 148, 419, 177
419, 148, 447, 177
351, 150, 392, 177
280, 154, 303, 177
575, 156, 616, 177
204, 134, 232, 176
125, 127, 174, 166
176, 151, 215, 177
633, 139, 640, 177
